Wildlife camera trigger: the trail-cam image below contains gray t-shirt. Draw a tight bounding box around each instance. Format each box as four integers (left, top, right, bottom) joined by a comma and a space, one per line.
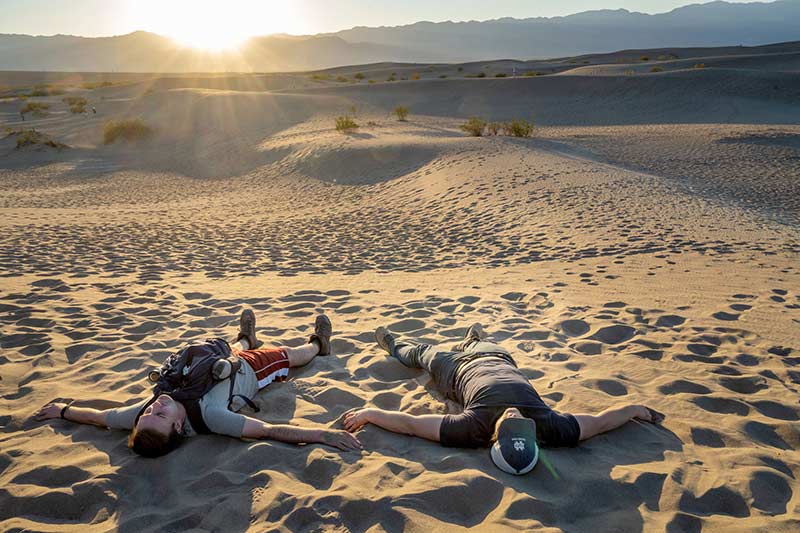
106, 360, 259, 438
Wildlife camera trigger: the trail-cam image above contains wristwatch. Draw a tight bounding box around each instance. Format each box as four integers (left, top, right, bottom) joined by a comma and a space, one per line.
60, 403, 73, 420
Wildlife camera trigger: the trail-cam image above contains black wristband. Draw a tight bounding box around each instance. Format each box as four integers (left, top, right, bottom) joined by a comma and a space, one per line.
60, 403, 72, 420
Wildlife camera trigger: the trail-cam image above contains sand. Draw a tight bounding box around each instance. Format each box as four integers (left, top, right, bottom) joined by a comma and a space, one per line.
1, 50, 799, 531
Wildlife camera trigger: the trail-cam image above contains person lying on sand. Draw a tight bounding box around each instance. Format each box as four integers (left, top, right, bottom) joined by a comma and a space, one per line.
344, 324, 664, 475
35, 311, 362, 457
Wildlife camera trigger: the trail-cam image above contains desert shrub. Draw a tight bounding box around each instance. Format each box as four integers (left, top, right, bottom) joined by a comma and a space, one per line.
335, 115, 359, 133
81, 81, 113, 90
411, 73, 421, 80
506, 119, 534, 137
354, 73, 365, 80
476, 72, 486, 78
657, 54, 678, 61
20, 102, 50, 116
649, 66, 664, 73
486, 122, 502, 136
103, 119, 153, 144
27, 85, 65, 97
310, 74, 330, 81
495, 73, 507, 78
394, 106, 409, 121
63, 96, 87, 106
439, 74, 448, 78
694, 63, 706, 69
63, 95, 88, 113
15, 129, 43, 148
386, 74, 396, 82
457, 67, 464, 72
460, 117, 486, 137
368, 79, 376, 84
524, 71, 540, 77
335, 75, 348, 82
640, 55, 649, 61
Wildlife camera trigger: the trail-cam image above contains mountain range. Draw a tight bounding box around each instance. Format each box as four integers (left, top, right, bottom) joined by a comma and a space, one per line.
1, 0, 798, 72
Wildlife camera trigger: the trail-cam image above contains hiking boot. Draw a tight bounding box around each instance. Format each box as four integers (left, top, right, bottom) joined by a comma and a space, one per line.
374, 326, 397, 357
235, 309, 262, 350
454, 323, 487, 352
309, 314, 332, 355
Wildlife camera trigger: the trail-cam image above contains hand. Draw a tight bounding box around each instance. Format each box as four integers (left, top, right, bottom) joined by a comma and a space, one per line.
319, 429, 363, 451
634, 405, 665, 425
342, 408, 375, 433
34, 402, 68, 421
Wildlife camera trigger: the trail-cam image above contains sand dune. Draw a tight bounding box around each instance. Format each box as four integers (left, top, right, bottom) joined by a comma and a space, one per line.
1, 56, 799, 531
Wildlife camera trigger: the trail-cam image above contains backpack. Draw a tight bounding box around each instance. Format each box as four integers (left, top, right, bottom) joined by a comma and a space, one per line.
136, 338, 258, 434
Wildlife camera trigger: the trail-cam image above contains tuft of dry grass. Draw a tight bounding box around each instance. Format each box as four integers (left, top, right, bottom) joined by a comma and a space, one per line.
103, 119, 153, 145
394, 106, 409, 121
81, 81, 114, 90
460, 117, 486, 137
335, 115, 359, 133
506, 119, 534, 137
650, 66, 664, 73
20, 102, 50, 116
694, 63, 706, 69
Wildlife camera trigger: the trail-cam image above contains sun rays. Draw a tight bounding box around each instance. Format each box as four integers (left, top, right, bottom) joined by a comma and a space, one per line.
124, 0, 304, 51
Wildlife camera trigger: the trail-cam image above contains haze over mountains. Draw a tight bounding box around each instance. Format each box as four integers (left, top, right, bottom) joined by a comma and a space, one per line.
1, 0, 799, 72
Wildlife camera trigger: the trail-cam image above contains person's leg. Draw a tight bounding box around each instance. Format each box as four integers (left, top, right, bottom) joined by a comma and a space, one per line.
284, 342, 321, 368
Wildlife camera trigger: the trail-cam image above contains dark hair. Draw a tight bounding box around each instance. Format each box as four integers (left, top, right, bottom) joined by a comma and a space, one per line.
128, 427, 181, 458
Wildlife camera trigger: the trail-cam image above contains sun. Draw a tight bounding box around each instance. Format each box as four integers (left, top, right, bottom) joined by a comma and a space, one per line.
126, 0, 305, 51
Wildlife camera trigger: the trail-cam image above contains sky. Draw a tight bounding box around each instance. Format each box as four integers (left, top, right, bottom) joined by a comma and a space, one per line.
0, 0, 775, 48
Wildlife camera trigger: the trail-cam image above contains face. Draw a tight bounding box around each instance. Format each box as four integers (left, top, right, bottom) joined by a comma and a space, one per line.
493, 407, 534, 437
136, 394, 185, 435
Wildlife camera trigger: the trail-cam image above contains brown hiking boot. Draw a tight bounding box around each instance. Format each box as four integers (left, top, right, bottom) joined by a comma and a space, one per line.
454, 323, 487, 352
235, 309, 262, 350
309, 314, 332, 355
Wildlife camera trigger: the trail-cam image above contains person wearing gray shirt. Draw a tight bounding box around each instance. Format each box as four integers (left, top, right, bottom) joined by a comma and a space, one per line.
34, 310, 362, 457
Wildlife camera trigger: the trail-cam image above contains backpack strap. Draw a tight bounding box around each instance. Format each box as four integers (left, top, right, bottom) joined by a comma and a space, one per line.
134, 395, 158, 427
226, 358, 260, 413
182, 399, 212, 434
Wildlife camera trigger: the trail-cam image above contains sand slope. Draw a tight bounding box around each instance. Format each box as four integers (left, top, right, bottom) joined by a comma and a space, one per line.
1, 62, 799, 531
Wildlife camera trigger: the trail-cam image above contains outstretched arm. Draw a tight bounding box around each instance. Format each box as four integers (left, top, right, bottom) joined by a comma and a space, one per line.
574, 404, 664, 441
34, 402, 109, 427
343, 408, 443, 442
240, 416, 362, 451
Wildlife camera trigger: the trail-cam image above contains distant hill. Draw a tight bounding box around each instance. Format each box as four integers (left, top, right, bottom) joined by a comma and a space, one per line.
1, 0, 798, 72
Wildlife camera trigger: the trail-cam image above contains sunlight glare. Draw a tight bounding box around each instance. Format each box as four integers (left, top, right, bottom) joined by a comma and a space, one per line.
126, 0, 304, 50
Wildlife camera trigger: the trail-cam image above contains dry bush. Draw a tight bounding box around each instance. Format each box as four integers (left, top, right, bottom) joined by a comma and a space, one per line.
335, 75, 349, 83
506, 119, 534, 137
27, 85, 65, 97
310, 74, 330, 81
354, 73, 365, 80
640, 55, 650, 61
439, 74, 448, 78
650, 66, 664, 73
486, 122, 502, 136
63, 96, 87, 106
694, 63, 706, 69
81, 81, 113, 90
476, 72, 486, 78
524, 71, 541, 77
335, 115, 359, 133
394, 106, 409, 121
103, 119, 153, 144
460, 117, 486, 137
20, 102, 50, 116
495, 73, 507, 78
70, 103, 86, 113
386, 74, 396, 82
368, 79, 376, 84
411, 73, 421, 80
